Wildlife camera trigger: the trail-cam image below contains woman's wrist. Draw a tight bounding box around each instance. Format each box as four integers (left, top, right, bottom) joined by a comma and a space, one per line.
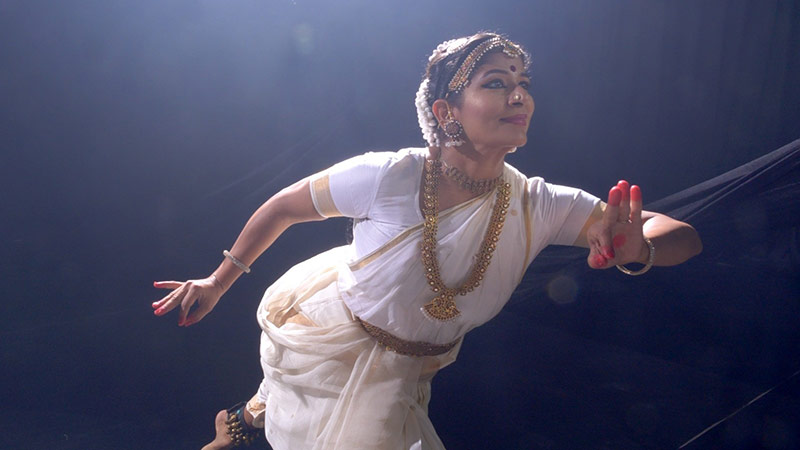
209, 273, 228, 292
637, 236, 652, 264
617, 237, 655, 276
212, 257, 249, 293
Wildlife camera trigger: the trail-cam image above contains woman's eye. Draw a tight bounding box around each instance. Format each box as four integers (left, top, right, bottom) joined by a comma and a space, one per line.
519, 80, 531, 90
482, 79, 506, 89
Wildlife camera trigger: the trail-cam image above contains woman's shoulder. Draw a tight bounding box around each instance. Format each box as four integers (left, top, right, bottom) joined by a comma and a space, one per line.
376, 148, 427, 183
346, 147, 426, 168
502, 160, 539, 189
325, 148, 422, 177
326, 148, 425, 195
358, 147, 427, 178
376, 147, 428, 165
502, 162, 581, 204
502, 161, 565, 190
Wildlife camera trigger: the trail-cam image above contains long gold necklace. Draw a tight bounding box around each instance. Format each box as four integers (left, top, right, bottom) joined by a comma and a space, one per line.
420, 158, 511, 322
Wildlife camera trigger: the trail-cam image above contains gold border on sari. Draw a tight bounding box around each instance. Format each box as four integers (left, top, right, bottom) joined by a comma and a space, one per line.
347, 192, 492, 271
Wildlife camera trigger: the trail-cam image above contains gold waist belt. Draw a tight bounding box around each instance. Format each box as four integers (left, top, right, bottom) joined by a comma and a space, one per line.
356, 317, 459, 357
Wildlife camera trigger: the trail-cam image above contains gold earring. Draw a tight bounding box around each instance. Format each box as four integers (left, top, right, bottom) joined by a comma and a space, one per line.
439, 105, 464, 147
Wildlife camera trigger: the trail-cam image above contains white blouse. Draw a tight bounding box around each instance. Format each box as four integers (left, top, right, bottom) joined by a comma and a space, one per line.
308, 148, 600, 344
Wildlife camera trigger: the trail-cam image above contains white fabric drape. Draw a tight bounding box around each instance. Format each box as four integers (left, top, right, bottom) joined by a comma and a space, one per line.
252, 148, 600, 449
256, 246, 460, 449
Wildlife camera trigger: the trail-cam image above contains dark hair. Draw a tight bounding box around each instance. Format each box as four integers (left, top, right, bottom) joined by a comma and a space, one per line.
424, 32, 530, 107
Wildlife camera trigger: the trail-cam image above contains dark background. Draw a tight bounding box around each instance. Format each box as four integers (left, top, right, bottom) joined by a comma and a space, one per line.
2, 1, 799, 449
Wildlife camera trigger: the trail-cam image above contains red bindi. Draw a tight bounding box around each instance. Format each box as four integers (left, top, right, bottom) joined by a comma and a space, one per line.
509, 65, 517, 72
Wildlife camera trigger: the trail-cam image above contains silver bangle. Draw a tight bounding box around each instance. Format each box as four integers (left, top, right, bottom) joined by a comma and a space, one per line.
616, 237, 655, 276
223, 250, 251, 274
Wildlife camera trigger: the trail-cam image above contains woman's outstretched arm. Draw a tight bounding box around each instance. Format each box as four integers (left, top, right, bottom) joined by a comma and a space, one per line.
152, 177, 325, 326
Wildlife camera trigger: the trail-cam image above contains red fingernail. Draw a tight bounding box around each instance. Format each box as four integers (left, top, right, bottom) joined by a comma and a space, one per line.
603, 247, 615, 259
630, 185, 642, 202
618, 181, 629, 200
184, 319, 194, 327
154, 307, 165, 316
153, 281, 159, 287
608, 187, 622, 206
593, 255, 607, 267
178, 318, 185, 326
613, 234, 626, 248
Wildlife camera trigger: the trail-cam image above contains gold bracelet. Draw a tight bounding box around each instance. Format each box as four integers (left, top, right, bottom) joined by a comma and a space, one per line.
616, 237, 655, 276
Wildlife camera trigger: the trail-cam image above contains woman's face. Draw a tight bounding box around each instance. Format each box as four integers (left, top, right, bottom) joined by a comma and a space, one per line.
452, 52, 534, 151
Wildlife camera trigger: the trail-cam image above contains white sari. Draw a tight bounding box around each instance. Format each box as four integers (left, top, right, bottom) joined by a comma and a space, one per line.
250, 148, 600, 449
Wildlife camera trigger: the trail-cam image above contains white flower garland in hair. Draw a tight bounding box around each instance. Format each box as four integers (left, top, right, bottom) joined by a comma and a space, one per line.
415, 78, 439, 147
416, 38, 471, 147
433, 38, 470, 60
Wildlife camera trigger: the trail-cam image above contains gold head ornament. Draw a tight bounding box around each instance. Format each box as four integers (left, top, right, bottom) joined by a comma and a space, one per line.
447, 37, 524, 94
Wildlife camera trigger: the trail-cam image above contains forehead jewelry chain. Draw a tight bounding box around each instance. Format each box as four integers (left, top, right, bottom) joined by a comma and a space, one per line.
440, 158, 503, 195
448, 37, 523, 93
420, 158, 511, 322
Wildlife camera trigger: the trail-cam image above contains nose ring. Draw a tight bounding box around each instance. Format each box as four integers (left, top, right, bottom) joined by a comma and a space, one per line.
512, 93, 522, 102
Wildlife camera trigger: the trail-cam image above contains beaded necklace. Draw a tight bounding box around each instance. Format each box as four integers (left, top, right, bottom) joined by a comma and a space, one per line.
420, 158, 511, 322
440, 158, 503, 194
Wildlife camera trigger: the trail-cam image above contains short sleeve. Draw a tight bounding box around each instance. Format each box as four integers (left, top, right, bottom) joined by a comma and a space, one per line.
308, 152, 394, 219
528, 177, 601, 246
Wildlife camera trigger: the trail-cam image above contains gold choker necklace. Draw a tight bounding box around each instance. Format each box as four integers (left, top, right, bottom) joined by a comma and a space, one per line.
440, 159, 503, 194
420, 158, 511, 322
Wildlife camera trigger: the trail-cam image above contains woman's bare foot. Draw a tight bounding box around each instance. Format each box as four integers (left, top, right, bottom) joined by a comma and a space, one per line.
201, 409, 232, 450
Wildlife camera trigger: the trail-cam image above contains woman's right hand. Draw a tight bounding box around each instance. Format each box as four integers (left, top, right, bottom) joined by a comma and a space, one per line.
152, 276, 226, 327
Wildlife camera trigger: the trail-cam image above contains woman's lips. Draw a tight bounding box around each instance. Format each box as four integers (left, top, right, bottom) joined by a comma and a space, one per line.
500, 114, 528, 125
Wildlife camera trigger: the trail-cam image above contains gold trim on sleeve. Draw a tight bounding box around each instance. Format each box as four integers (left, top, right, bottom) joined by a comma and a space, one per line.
310, 173, 342, 218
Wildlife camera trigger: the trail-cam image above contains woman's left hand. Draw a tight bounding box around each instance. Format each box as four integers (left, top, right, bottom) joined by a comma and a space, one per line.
585, 180, 649, 269
151, 275, 226, 326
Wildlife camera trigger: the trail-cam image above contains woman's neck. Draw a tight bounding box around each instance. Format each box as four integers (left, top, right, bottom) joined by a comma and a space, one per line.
433, 145, 509, 180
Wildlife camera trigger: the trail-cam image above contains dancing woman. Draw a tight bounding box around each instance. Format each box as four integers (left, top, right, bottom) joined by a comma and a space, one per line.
153, 32, 702, 449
